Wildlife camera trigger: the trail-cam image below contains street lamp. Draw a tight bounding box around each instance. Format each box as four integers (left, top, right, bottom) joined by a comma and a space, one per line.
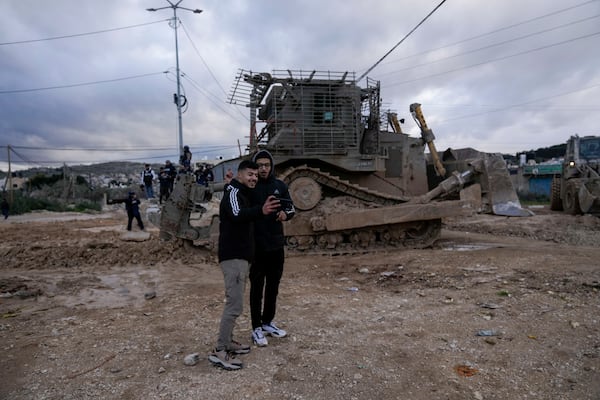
147, 1, 202, 162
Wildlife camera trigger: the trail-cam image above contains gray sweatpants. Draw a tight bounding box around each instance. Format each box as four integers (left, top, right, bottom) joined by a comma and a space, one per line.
216, 259, 250, 351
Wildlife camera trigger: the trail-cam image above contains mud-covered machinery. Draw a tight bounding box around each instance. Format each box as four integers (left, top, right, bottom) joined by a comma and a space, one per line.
550, 135, 600, 215
158, 69, 529, 251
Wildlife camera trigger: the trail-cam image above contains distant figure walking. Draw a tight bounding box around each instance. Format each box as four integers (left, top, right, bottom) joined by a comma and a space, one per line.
1, 198, 8, 220
141, 164, 156, 198
125, 192, 144, 231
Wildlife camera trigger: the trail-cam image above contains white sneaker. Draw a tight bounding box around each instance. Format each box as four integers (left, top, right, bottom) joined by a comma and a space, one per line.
262, 322, 287, 338
252, 327, 268, 347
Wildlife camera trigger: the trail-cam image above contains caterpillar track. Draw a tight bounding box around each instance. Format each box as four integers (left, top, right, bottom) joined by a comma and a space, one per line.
278, 166, 469, 253
279, 165, 409, 208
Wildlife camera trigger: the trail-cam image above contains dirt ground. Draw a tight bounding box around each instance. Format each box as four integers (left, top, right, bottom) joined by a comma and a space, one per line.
1, 205, 599, 400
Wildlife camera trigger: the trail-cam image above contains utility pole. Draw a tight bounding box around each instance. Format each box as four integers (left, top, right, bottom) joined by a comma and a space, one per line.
147, 1, 202, 162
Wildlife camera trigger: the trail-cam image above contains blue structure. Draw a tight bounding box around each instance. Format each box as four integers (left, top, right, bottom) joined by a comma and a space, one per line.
522, 164, 562, 196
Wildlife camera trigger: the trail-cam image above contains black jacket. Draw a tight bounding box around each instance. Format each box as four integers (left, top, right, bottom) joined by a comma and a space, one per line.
124, 196, 141, 215
251, 150, 295, 252
218, 179, 263, 263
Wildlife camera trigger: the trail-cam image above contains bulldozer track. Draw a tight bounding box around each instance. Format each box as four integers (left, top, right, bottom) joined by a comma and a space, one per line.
278, 165, 441, 253
279, 165, 409, 206
284, 219, 442, 254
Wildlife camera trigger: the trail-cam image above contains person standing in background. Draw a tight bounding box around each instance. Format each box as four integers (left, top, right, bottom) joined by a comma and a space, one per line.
158, 167, 171, 204
141, 164, 155, 199
163, 160, 177, 194
1, 198, 9, 220
180, 146, 192, 173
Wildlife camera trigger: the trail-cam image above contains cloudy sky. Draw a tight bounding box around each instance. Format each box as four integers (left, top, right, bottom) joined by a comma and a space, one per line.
1, 0, 599, 171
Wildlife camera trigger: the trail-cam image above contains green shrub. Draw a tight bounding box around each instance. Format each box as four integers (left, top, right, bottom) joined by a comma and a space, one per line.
3, 191, 101, 215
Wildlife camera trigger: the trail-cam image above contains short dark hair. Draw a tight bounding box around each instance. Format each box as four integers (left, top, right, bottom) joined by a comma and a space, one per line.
237, 160, 258, 171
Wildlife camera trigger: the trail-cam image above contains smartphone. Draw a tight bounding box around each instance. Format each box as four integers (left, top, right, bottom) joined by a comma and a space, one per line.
276, 197, 294, 206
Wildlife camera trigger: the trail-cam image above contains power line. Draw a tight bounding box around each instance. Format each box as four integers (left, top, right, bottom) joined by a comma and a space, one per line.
176, 22, 248, 120
180, 73, 248, 124
383, 30, 600, 88
0, 20, 168, 46
0, 72, 168, 94
436, 82, 600, 124
357, 0, 447, 82
6, 144, 239, 152
377, 14, 600, 79
369, 0, 599, 70
179, 21, 229, 99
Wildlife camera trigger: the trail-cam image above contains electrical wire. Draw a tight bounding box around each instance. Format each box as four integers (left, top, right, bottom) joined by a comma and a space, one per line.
376, 14, 600, 79
0, 72, 168, 94
179, 21, 229, 99
178, 22, 250, 122
435, 82, 600, 124
383, 30, 600, 88
366, 0, 599, 70
357, 0, 447, 81
7, 147, 45, 169
180, 73, 248, 124
0, 20, 169, 46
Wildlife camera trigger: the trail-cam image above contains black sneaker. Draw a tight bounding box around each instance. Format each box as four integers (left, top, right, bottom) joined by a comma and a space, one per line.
208, 349, 242, 370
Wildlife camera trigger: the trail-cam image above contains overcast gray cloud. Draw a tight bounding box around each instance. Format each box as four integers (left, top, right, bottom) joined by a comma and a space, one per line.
1, 0, 599, 171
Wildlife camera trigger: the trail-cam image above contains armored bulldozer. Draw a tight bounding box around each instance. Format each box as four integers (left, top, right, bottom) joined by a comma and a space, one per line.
157, 69, 529, 252
550, 135, 600, 215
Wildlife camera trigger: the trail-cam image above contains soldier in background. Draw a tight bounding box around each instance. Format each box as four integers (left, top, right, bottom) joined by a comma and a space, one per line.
158, 167, 171, 204
163, 160, 177, 194
140, 164, 156, 199
180, 145, 192, 173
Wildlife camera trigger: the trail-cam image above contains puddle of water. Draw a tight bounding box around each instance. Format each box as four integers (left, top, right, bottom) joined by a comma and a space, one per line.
442, 243, 497, 252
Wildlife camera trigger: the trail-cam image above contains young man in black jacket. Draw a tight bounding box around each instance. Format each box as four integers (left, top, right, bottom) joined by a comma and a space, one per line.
124, 192, 144, 231
250, 150, 295, 347
209, 160, 280, 370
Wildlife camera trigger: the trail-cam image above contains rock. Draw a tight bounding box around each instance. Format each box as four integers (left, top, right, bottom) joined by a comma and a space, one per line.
183, 353, 200, 366
570, 320, 580, 329
144, 291, 156, 300
121, 231, 151, 242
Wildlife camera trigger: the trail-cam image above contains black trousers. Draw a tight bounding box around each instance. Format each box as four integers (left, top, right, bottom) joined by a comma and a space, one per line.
159, 185, 170, 204
249, 247, 285, 329
127, 211, 144, 231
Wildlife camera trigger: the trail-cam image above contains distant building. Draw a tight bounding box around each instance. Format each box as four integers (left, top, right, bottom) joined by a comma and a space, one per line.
511, 161, 562, 197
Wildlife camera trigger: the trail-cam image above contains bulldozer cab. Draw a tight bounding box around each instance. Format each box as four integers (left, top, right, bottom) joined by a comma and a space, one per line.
578, 137, 600, 160
551, 135, 600, 215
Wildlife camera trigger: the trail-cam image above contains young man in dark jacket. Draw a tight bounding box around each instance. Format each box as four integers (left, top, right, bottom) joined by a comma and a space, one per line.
249, 150, 295, 347
209, 160, 280, 370
124, 192, 144, 231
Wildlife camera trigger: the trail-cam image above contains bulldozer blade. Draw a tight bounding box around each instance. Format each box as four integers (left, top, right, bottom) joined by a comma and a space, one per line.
579, 179, 600, 214
481, 154, 533, 217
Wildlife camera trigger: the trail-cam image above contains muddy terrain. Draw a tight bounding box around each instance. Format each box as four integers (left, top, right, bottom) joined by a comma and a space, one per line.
0, 206, 599, 400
